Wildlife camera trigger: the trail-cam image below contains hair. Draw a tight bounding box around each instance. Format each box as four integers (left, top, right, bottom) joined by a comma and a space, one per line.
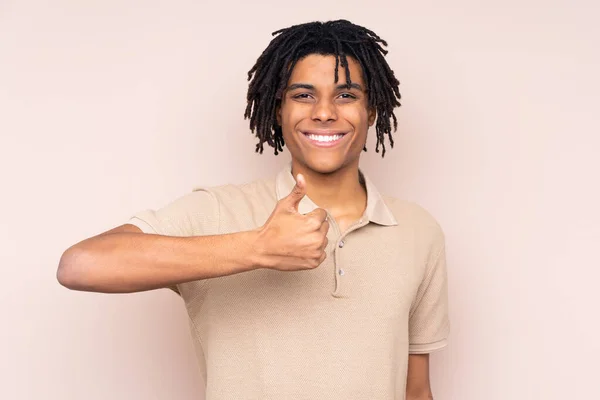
244, 19, 401, 157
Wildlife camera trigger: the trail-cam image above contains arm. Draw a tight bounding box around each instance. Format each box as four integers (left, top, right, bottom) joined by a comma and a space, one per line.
57, 175, 328, 293
56, 224, 261, 293
406, 354, 434, 400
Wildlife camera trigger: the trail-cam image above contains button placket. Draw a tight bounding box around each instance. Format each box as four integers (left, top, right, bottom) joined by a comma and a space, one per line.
331, 215, 370, 298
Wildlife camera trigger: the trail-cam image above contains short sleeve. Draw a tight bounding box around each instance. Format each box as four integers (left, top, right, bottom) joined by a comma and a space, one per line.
408, 230, 450, 354
126, 188, 220, 295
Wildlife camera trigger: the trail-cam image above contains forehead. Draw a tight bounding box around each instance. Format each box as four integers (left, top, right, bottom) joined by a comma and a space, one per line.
288, 54, 365, 86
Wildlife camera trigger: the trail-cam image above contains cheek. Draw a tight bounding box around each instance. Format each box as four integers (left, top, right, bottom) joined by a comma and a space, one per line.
279, 109, 300, 143
280, 106, 307, 130
343, 107, 369, 130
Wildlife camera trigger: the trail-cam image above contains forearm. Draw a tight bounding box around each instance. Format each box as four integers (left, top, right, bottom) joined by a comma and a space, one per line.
57, 230, 260, 293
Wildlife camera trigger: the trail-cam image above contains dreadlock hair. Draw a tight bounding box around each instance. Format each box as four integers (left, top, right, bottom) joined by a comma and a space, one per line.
244, 19, 401, 157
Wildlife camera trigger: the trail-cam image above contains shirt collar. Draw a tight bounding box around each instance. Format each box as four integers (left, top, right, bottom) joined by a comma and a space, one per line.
274, 162, 398, 226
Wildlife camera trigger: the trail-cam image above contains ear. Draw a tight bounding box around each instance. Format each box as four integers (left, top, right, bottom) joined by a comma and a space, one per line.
368, 107, 377, 126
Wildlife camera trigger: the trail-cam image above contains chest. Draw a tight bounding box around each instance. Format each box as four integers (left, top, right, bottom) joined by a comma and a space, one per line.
185, 223, 426, 336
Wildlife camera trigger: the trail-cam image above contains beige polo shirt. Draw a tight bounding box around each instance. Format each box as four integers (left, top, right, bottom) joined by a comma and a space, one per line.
127, 162, 450, 400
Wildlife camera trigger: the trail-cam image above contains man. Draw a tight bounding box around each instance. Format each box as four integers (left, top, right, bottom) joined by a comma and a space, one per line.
58, 19, 449, 400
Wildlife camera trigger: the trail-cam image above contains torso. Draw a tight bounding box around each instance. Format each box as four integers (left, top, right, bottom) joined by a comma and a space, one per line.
137, 173, 447, 400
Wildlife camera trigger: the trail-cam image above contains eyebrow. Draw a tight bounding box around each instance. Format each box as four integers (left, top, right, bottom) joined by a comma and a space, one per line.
286, 82, 364, 91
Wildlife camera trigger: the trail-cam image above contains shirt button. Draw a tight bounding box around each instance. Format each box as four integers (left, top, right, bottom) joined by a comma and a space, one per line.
338, 240, 345, 248
339, 269, 345, 276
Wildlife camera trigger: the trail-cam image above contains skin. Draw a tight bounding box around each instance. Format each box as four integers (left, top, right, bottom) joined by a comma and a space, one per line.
406, 354, 434, 399
278, 54, 433, 399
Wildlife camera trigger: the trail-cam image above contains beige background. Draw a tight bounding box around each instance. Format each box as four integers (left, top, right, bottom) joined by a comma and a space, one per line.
1, 0, 599, 399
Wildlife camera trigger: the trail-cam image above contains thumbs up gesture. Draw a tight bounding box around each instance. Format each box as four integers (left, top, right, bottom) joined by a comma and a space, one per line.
254, 174, 330, 271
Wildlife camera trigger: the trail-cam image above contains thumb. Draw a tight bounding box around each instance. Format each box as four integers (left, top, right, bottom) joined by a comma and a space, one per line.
283, 173, 306, 210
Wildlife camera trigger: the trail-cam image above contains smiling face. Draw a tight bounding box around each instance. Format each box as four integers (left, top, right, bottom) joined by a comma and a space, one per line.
277, 54, 376, 175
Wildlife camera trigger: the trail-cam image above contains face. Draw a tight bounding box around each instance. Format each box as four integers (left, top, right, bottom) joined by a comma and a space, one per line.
277, 54, 376, 175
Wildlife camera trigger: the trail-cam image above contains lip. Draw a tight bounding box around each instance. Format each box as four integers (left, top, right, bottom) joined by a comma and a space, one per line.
300, 130, 349, 148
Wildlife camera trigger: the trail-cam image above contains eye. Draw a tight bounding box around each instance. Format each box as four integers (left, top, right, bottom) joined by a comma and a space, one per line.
293, 93, 313, 99
338, 93, 357, 100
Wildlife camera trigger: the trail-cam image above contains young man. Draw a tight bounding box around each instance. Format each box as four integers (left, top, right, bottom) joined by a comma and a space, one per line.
58, 20, 449, 400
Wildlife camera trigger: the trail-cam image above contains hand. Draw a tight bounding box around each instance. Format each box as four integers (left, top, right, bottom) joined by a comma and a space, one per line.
254, 173, 329, 271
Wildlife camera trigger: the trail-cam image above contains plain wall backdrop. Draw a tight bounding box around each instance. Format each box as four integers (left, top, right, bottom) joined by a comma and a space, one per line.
1, 1, 599, 399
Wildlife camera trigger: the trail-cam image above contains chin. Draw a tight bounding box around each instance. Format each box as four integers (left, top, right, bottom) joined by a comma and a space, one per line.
301, 155, 351, 175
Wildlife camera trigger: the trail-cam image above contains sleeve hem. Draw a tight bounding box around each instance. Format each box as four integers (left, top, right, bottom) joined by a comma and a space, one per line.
409, 338, 448, 354
127, 216, 160, 235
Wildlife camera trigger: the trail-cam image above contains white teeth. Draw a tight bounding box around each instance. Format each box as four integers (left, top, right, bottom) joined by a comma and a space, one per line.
307, 134, 343, 142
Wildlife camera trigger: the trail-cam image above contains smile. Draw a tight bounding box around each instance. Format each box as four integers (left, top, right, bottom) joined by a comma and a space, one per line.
301, 131, 348, 147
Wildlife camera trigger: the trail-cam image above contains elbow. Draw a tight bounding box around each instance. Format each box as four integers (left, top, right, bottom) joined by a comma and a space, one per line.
57, 244, 131, 293
56, 246, 90, 291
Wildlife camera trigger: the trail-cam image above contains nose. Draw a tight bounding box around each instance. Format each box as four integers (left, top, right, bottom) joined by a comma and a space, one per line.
311, 98, 337, 122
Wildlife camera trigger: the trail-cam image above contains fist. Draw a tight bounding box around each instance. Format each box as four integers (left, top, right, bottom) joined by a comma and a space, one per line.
255, 173, 329, 271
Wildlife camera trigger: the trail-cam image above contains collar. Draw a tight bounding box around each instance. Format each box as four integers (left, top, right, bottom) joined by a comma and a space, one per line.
274, 162, 398, 226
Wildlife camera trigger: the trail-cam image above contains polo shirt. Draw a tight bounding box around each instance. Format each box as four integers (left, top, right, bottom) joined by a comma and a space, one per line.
127, 162, 450, 400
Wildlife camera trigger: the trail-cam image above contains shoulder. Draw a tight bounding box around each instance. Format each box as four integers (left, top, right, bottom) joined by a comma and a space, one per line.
381, 194, 445, 247
193, 177, 278, 232
382, 195, 441, 228
128, 176, 276, 237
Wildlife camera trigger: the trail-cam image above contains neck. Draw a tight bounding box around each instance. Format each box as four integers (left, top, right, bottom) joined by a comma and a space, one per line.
290, 160, 367, 217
